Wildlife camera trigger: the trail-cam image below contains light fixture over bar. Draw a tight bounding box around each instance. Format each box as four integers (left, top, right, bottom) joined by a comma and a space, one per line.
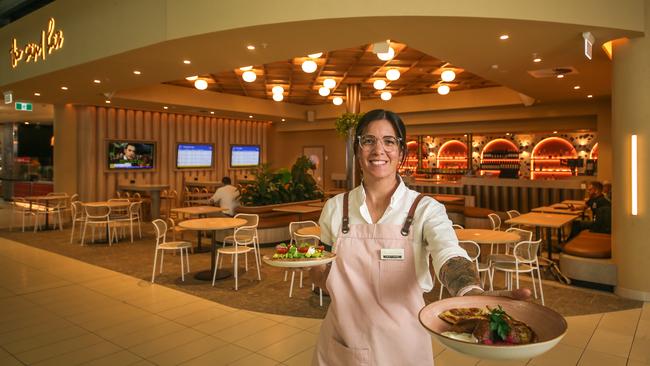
631, 134, 638, 216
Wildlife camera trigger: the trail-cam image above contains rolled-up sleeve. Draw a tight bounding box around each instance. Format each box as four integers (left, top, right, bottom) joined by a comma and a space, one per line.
318, 199, 337, 247
422, 202, 470, 280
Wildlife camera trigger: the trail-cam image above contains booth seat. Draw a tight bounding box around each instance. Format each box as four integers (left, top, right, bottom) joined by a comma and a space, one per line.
559, 231, 616, 287
463, 207, 496, 229
226, 199, 323, 245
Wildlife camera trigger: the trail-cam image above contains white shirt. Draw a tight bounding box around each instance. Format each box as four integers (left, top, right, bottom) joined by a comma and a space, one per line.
319, 178, 470, 292
210, 185, 240, 216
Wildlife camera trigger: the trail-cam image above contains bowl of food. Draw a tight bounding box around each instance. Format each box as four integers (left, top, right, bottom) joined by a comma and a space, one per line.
419, 296, 567, 360
262, 243, 336, 268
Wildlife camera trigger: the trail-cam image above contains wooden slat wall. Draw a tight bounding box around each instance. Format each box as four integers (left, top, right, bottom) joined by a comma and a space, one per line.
76, 106, 269, 202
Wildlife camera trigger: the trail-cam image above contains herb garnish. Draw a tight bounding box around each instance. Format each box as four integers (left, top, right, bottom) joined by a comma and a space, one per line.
488, 306, 511, 341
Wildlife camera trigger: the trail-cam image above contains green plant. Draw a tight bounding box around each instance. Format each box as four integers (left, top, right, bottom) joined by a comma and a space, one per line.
239, 157, 323, 206
334, 112, 364, 137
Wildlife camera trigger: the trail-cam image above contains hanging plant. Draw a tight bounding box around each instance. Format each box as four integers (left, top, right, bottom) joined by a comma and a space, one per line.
334, 112, 365, 137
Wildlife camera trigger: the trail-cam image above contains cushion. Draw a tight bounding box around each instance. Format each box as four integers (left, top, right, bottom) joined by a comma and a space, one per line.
444, 204, 465, 214
463, 207, 495, 218
563, 231, 611, 259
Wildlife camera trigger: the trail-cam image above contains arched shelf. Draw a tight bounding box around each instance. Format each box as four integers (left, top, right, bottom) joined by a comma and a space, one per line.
589, 142, 599, 160
530, 137, 577, 179
400, 137, 420, 174
479, 138, 520, 176
436, 140, 467, 169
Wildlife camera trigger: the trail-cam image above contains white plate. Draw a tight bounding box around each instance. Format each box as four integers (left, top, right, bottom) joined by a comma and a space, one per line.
262, 253, 336, 268
419, 296, 567, 360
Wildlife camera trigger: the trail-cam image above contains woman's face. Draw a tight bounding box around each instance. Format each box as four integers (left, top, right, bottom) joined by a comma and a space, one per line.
357, 119, 403, 182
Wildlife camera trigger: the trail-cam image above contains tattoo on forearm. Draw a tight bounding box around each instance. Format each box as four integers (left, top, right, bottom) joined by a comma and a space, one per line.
439, 257, 481, 296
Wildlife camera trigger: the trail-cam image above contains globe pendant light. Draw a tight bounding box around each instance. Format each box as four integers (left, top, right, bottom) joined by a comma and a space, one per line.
194, 79, 208, 90
380, 91, 392, 101
437, 85, 450, 95
272, 85, 284, 94
332, 96, 343, 105
302, 60, 318, 73
272, 93, 284, 102
318, 86, 331, 96
377, 46, 395, 61
323, 78, 336, 89
373, 79, 387, 90
386, 69, 400, 81
242, 70, 257, 82
441, 70, 456, 82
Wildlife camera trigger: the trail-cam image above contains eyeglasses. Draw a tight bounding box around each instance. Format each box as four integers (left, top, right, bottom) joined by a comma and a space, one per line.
357, 135, 402, 152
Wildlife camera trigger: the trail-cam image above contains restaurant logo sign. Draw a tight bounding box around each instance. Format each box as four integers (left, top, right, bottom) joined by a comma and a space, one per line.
10, 18, 64, 68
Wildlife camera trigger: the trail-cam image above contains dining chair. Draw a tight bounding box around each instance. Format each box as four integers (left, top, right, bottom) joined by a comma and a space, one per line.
452, 224, 464, 230
35, 196, 66, 232
113, 201, 142, 243
221, 213, 260, 266
486, 228, 534, 286
212, 223, 261, 290
80, 205, 117, 246
151, 219, 192, 283
69, 201, 86, 243
491, 239, 545, 305
10, 197, 36, 232
488, 213, 501, 231
285, 220, 319, 297
506, 210, 522, 229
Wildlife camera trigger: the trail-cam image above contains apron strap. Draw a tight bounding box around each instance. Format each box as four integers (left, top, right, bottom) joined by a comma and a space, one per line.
342, 191, 350, 234
401, 194, 425, 236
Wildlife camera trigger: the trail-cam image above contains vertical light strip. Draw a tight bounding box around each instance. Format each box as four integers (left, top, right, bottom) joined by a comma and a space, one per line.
631, 134, 638, 216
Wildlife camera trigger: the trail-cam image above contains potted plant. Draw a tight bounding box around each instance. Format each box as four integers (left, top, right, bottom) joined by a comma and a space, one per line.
334, 112, 364, 137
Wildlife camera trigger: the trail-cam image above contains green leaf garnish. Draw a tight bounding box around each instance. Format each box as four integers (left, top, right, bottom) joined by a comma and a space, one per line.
488, 305, 511, 341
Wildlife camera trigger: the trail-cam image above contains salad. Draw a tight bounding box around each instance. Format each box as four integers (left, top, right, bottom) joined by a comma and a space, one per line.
272, 242, 326, 259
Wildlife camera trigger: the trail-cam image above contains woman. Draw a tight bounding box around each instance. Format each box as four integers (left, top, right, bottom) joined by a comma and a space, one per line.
313, 109, 529, 366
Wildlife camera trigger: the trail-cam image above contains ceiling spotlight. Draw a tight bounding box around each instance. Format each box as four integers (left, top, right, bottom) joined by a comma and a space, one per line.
573, 85, 581, 90
194, 79, 208, 90
272, 93, 284, 102
499, 34, 509, 40
437, 85, 450, 95
242, 70, 257, 82
93, 79, 101, 84
272, 86, 284, 94
323, 78, 336, 89
587, 94, 593, 98
308, 52, 323, 58
133, 70, 141, 75
60, 86, 68, 90
246, 45, 255, 50
34, 92, 40, 96
386, 69, 400, 81
239, 66, 253, 71
185, 75, 198, 81
163, 106, 169, 110
249, 115, 253, 118
380, 91, 392, 101
210, 111, 215, 114
281, 118, 286, 122
553, 131, 558, 134
377, 46, 395, 61
105, 100, 111, 104
373, 79, 387, 90
533, 57, 542, 63
332, 96, 343, 105
318, 86, 331, 96
441, 70, 456, 82
183, 60, 191, 64
556, 74, 565, 79
302, 60, 318, 73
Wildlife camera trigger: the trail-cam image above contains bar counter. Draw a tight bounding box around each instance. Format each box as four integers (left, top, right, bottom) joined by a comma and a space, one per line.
406, 176, 586, 213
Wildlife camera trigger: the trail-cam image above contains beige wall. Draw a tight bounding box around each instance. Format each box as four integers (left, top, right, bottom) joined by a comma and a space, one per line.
612, 14, 650, 300
55, 106, 269, 201
267, 127, 346, 192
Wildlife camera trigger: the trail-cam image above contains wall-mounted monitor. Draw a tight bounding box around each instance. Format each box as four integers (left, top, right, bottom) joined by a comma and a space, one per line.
230, 145, 260, 168
176, 143, 214, 169
107, 141, 155, 170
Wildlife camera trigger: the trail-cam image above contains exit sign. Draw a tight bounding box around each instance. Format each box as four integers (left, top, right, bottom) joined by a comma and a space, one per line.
15, 102, 32, 111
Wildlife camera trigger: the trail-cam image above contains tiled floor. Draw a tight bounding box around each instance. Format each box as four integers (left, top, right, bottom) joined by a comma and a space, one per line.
0, 237, 648, 365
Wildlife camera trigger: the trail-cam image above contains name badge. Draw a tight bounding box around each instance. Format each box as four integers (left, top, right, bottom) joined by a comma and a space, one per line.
380, 248, 405, 261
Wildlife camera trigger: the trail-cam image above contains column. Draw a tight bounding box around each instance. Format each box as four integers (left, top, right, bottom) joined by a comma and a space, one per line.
345, 84, 361, 190
611, 22, 650, 300
53, 104, 78, 196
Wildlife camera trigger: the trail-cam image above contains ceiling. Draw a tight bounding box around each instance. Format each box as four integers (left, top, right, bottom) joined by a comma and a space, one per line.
0, 0, 53, 28
164, 41, 499, 105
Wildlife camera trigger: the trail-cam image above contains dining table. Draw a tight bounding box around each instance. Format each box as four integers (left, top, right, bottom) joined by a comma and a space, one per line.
170, 206, 227, 252
295, 226, 321, 238
178, 217, 247, 281
454, 228, 520, 262
505, 212, 579, 259
82, 201, 132, 243
117, 184, 169, 219
531, 205, 584, 215
23, 195, 68, 230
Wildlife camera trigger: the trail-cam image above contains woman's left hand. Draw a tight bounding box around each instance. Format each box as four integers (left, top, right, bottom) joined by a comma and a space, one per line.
465, 288, 532, 301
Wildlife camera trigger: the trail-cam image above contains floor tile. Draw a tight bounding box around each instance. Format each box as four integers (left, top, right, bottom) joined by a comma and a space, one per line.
179, 343, 251, 366
14, 333, 105, 364
31, 341, 123, 366
127, 327, 205, 358
228, 352, 279, 366
214, 317, 277, 343
79, 350, 143, 366
146, 336, 226, 366
234, 323, 303, 351
257, 331, 318, 362
282, 346, 315, 366
433, 349, 480, 366
529, 343, 583, 366
585, 328, 633, 358
577, 349, 627, 366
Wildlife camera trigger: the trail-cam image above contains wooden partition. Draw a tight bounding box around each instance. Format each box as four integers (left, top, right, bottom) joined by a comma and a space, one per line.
75, 106, 269, 202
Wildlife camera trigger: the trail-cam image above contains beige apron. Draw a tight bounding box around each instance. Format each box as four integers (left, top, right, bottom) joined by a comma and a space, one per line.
313, 193, 433, 366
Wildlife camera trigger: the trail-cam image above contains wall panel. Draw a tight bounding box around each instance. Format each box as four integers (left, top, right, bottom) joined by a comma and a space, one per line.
75, 106, 268, 201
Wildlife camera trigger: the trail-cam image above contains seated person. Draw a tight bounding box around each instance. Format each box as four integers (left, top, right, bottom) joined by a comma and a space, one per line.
569, 181, 611, 238
209, 177, 240, 216
590, 205, 611, 234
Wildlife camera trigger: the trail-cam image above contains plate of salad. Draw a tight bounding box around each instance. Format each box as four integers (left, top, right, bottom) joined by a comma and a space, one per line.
262, 243, 336, 268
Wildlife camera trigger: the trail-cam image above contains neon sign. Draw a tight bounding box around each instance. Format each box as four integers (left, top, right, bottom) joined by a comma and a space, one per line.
10, 18, 64, 68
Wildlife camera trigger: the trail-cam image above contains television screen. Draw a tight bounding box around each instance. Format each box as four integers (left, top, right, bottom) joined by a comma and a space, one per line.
108, 141, 155, 169
230, 145, 260, 167
177, 143, 213, 169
